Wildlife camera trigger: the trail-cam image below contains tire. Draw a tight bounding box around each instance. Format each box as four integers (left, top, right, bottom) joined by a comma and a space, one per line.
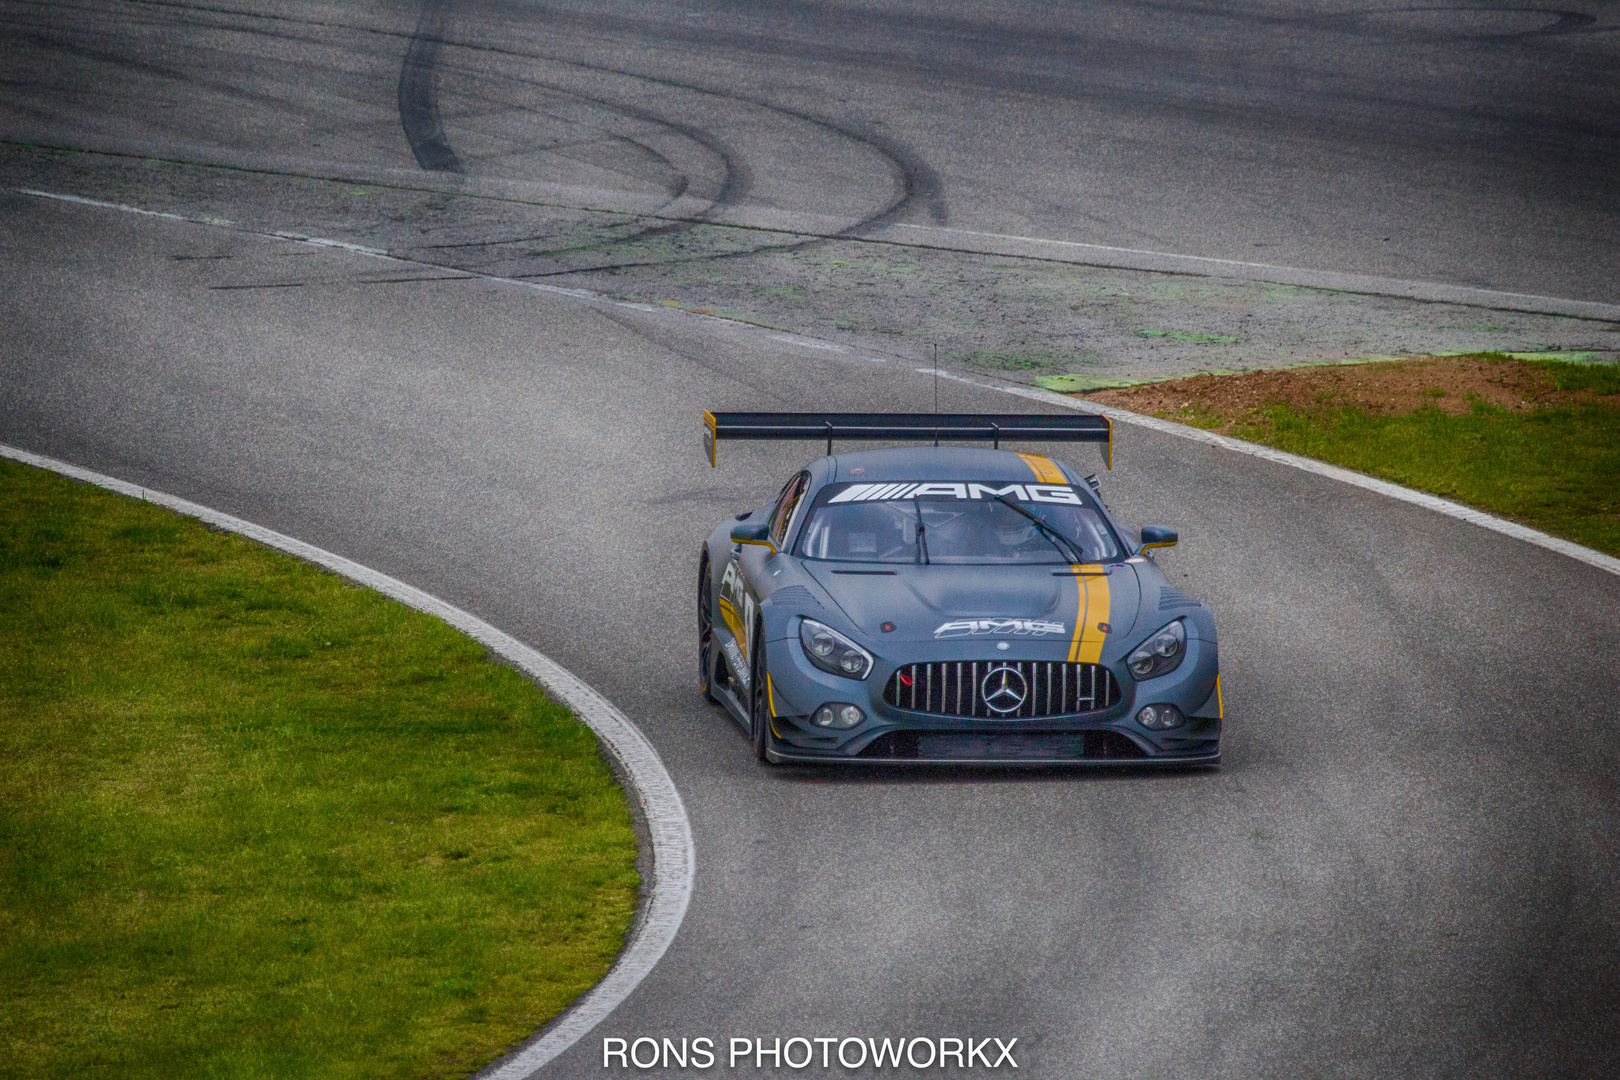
749, 627, 774, 764
698, 551, 718, 703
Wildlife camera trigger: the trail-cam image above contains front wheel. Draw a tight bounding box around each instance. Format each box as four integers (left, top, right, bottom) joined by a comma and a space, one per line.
749, 629, 773, 764
698, 551, 717, 703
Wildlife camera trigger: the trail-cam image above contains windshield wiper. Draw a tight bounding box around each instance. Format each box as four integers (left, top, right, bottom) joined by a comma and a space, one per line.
990, 493, 1088, 565
912, 497, 931, 565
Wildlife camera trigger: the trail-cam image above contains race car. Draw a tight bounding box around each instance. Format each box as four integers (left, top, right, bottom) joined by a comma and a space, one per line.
698, 412, 1221, 765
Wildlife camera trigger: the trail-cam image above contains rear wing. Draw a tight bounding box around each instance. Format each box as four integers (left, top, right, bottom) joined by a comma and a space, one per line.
702, 411, 1112, 469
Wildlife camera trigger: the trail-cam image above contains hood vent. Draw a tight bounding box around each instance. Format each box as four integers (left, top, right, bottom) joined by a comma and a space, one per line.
1158, 587, 1199, 610
768, 585, 824, 610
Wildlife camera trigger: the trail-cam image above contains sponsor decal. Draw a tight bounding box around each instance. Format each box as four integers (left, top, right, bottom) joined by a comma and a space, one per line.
828, 481, 1082, 505
721, 638, 750, 689
934, 618, 1066, 638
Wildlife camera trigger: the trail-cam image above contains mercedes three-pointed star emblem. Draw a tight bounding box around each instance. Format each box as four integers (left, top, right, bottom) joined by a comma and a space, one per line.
981, 665, 1028, 714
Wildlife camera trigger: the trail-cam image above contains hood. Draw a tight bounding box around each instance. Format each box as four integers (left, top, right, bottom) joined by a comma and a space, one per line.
805, 561, 1081, 644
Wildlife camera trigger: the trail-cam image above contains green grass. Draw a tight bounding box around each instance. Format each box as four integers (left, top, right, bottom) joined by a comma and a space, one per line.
1537, 357, 1620, 395
1225, 381, 1620, 557
0, 460, 639, 1080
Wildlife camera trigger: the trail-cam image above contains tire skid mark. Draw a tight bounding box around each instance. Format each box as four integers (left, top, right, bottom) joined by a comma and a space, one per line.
6, 0, 732, 250
16, 0, 949, 273
427, 65, 768, 267
426, 57, 749, 261
381, 2, 942, 268
419, 52, 939, 276
459, 48, 943, 231
33, 0, 1620, 156
399, 0, 460, 172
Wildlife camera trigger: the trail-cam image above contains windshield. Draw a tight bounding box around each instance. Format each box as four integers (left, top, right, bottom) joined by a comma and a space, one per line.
796, 482, 1123, 564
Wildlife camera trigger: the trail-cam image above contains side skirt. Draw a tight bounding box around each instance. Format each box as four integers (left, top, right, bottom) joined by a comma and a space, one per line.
712, 655, 751, 729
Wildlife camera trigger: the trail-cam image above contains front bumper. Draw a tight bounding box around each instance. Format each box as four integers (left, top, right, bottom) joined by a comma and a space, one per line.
762, 630, 1221, 766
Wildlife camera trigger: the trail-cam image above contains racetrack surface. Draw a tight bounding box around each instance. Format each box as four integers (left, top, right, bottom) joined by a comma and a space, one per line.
3, 2, 1619, 1077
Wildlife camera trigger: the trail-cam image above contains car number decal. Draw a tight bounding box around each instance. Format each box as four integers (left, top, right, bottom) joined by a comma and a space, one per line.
717, 556, 758, 663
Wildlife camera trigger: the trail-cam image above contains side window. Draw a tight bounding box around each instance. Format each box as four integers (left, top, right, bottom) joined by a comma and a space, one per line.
768, 471, 811, 548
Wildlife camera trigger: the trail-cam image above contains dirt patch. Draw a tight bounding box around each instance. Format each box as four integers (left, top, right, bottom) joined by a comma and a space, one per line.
1084, 355, 1610, 429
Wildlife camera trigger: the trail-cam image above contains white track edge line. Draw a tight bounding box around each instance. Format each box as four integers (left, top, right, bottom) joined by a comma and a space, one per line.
888, 223, 1620, 321
18, 190, 616, 305
0, 443, 693, 1078
21, 187, 1616, 580
17, 188, 901, 371
20, 186, 1619, 324
923, 370, 1620, 580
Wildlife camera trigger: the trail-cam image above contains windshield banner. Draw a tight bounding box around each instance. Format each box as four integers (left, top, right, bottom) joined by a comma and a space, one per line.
827, 482, 1083, 505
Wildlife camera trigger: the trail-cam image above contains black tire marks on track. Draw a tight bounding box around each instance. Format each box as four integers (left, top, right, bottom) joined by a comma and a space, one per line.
421, 53, 754, 265
399, 0, 460, 172
11, 0, 949, 277
419, 52, 946, 278
387, 0, 944, 275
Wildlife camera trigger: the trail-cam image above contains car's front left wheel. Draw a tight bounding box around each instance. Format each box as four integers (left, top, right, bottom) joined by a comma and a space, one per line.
749, 627, 774, 764
698, 551, 717, 704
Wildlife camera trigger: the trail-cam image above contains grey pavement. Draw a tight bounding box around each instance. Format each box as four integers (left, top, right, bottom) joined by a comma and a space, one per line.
5, 186, 1618, 1080
2, 2, 1619, 1078
2, 0, 1617, 384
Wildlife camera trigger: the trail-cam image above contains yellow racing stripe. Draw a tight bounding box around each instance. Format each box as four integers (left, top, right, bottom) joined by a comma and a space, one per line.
1015, 452, 1067, 485
1018, 453, 1111, 664
1066, 566, 1111, 663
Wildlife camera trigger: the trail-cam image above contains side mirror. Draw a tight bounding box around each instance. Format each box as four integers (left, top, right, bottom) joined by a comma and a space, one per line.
730, 521, 776, 551
1139, 525, 1178, 551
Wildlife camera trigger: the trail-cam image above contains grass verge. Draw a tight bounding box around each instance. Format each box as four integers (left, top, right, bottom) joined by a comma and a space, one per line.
1082, 353, 1620, 557
0, 459, 639, 1080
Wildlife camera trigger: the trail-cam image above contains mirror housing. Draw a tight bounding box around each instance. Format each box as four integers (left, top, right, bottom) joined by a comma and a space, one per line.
1139, 525, 1178, 551
730, 521, 776, 551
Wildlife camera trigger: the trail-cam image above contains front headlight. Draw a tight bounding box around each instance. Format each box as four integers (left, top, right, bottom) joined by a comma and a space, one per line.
1126, 619, 1186, 680
798, 618, 874, 680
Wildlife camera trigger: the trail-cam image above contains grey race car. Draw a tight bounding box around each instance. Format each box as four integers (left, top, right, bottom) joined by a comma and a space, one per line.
698, 412, 1222, 765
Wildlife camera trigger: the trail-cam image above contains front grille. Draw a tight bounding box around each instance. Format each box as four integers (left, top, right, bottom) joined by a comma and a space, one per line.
883, 661, 1119, 719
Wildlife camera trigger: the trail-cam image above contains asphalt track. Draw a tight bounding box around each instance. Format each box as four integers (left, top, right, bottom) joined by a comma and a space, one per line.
3, 2, 1619, 1078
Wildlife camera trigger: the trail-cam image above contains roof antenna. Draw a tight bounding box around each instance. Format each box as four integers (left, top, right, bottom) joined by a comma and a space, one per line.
932, 343, 940, 446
